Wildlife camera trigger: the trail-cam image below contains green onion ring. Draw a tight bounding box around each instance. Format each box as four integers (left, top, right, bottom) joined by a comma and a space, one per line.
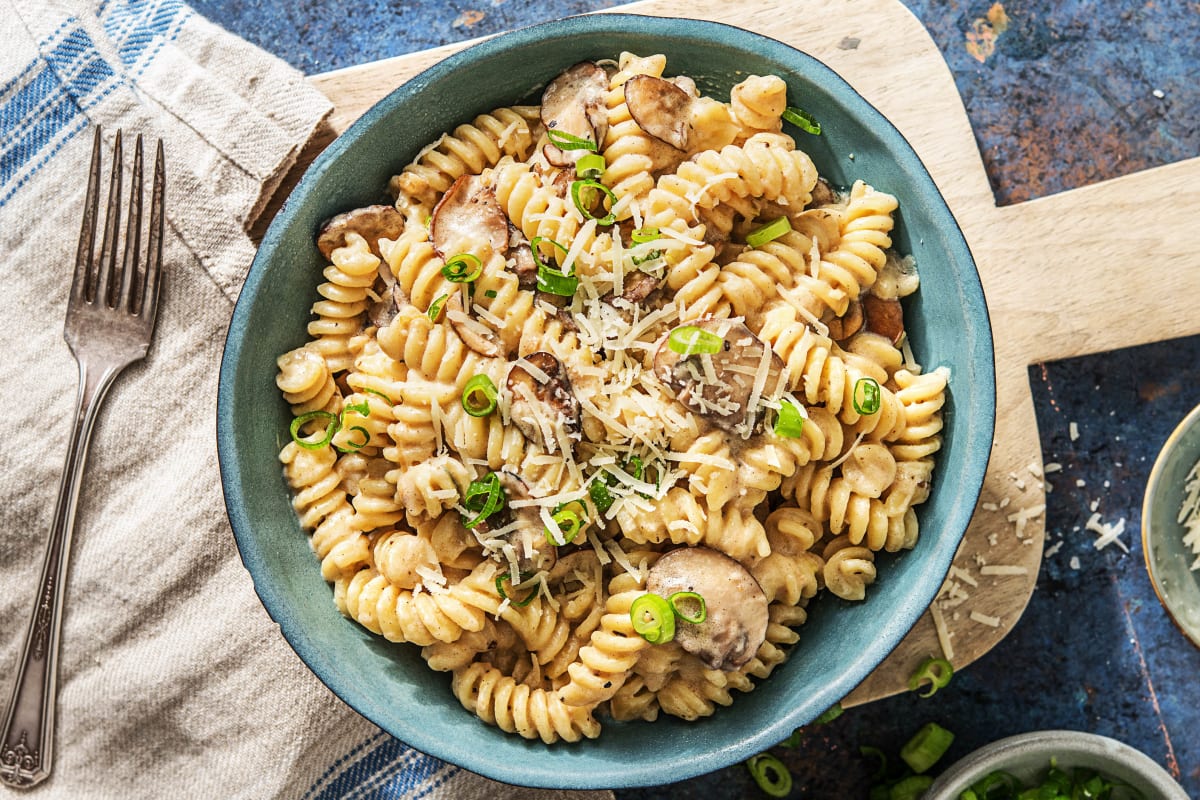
746, 216, 793, 248
441, 252, 483, 283
495, 572, 537, 607
899, 721, 954, 774
625, 455, 645, 482
342, 399, 370, 418
546, 128, 598, 152
575, 152, 606, 179
813, 702, 844, 725
667, 325, 724, 356
462, 472, 505, 529
859, 745, 887, 781
362, 388, 394, 405
774, 400, 806, 438
461, 374, 499, 417
335, 425, 370, 453
569, 179, 617, 226
289, 410, 338, 450
629, 592, 675, 644
530, 236, 578, 297
888, 775, 933, 800
908, 656, 954, 698
745, 754, 793, 799
427, 294, 448, 321
545, 507, 583, 546
781, 105, 822, 135
667, 591, 706, 624
852, 376, 882, 415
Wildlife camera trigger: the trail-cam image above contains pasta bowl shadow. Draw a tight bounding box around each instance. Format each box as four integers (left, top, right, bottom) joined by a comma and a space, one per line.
216, 13, 995, 790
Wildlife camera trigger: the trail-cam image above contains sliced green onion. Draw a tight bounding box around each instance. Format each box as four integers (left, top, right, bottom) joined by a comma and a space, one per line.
667, 591, 706, 624
889, 775, 934, 800
966, 770, 1018, 798
859, 745, 888, 781
625, 455, 645, 482
495, 572, 537, 607
570, 178, 617, 226
631, 226, 660, 244
483, 289, 498, 298
853, 376, 882, 415
545, 506, 583, 546
589, 479, 615, 514
746, 216, 793, 248
335, 425, 370, 453
900, 722, 954, 774
441, 253, 483, 283
546, 128, 598, 152
908, 656, 954, 698
782, 105, 822, 135
668, 325, 724, 356
289, 410, 338, 450
427, 294, 448, 321
813, 703, 844, 725
774, 400, 806, 438
780, 729, 803, 748
629, 592, 675, 644
362, 388, 394, 405
342, 399, 370, 418
462, 374, 499, 417
630, 249, 663, 267
746, 753, 793, 799
575, 152, 606, 179
530, 236, 578, 297
462, 472, 506, 529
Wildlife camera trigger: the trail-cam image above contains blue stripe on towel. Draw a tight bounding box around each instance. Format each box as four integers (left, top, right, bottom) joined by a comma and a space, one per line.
0, 0, 188, 207
307, 735, 459, 800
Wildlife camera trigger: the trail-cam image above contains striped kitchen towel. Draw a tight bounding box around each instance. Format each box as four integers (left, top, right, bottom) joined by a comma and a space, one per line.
0, 2, 613, 798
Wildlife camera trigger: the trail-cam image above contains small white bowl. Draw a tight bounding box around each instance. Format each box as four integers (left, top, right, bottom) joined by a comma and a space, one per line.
924, 730, 1188, 800
1142, 402, 1200, 649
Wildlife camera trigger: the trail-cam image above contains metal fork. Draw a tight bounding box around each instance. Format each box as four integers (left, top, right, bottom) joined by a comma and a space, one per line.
0, 127, 165, 789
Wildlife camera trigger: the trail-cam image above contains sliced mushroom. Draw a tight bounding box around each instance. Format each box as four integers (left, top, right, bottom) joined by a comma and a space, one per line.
790, 207, 842, 253
653, 319, 785, 436
646, 546, 769, 671
623, 74, 693, 151
825, 299, 864, 342
507, 221, 539, 290
445, 292, 503, 358
603, 270, 661, 309
316, 205, 406, 260
541, 61, 609, 167
873, 250, 921, 300
862, 294, 905, 345
809, 176, 836, 207
430, 174, 509, 261
367, 282, 410, 328
506, 352, 582, 453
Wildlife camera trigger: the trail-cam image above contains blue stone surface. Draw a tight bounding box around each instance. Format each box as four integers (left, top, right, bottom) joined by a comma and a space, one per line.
194, 0, 1200, 795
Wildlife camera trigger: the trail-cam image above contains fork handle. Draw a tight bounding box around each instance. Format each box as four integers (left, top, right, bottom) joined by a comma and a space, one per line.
1, 360, 124, 788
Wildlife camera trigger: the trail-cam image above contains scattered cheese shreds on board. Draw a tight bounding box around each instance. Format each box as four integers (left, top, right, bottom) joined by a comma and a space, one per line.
979, 564, 1029, 576
969, 611, 1001, 627
1069, 421, 1080, 441
1085, 511, 1129, 553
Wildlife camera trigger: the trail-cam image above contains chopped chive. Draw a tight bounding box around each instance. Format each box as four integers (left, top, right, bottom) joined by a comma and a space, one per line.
546, 128, 598, 151
853, 377, 882, 415
667, 325, 724, 355
900, 722, 954, 774
569, 179, 617, 226
427, 294, 448, 321
774, 400, 806, 438
782, 105, 821, 135
289, 410, 338, 450
441, 253, 483, 282
531, 236, 578, 296
462, 472, 506, 529
575, 152, 606, 179
629, 592, 675, 644
908, 656, 954, 698
495, 572, 537, 607
667, 591, 706, 624
462, 374, 499, 417
746, 753, 793, 798
746, 216, 792, 248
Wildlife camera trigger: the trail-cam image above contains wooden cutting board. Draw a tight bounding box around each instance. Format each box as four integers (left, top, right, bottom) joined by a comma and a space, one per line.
281, 0, 1200, 706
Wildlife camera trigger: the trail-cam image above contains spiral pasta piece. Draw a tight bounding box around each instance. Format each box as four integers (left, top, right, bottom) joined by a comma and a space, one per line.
306, 233, 379, 372
280, 441, 368, 580
451, 661, 601, 743
728, 74, 788, 140
389, 105, 540, 222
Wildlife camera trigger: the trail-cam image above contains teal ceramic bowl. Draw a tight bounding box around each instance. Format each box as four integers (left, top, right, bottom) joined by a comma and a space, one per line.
1142, 403, 1200, 649
217, 13, 995, 789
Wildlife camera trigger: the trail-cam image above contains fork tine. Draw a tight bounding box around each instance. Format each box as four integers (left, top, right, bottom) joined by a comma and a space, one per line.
94, 130, 123, 308
72, 127, 103, 304
117, 134, 144, 313
139, 139, 165, 322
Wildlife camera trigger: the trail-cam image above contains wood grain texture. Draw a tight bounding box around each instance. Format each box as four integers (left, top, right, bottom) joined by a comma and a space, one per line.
288, 0, 1200, 705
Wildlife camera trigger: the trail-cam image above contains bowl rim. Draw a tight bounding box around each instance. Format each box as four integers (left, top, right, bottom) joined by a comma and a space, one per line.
924, 730, 1189, 800
217, 11, 996, 788
1141, 401, 1200, 650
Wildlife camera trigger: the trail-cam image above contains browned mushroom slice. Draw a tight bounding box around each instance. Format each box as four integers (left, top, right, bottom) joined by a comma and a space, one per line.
653, 319, 785, 435
541, 61, 609, 167
863, 294, 906, 345
623, 74, 693, 151
826, 299, 864, 342
646, 546, 769, 671
430, 174, 509, 261
603, 270, 661, 309
507, 221, 538, 290
444, 292, 503, 358
316, 204, 406, 260
367, 283, 410, 328
809, 176, 836, 207
506, 352, 582, 453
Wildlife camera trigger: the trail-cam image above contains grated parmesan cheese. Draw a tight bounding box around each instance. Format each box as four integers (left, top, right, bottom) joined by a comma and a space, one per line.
969, 611, 1001, 627
1180, 458, 1200, 571
1085, 512, 1129, 553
